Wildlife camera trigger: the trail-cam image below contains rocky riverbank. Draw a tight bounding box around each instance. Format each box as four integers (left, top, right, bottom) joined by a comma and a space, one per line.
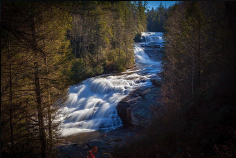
116, 81, 161, 127
116, 47, 162, 127
57, 46, 163, 158
57, 84, 161, 158
57, 126, 143, 158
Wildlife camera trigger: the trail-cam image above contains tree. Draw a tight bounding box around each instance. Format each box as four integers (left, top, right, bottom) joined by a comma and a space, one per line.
146, 2, 168, 32
1, 2, 72, 157
67, 1, 143, 82
113, 1, 236, 157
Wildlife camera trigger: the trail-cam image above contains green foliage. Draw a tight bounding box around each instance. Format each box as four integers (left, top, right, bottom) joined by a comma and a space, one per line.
134, 33, 142, 42
68, 1, 145, 83
1, 1, 147, 157
70, 58, 86, 83
1, 1, 73, 157
146, 3, 168, 32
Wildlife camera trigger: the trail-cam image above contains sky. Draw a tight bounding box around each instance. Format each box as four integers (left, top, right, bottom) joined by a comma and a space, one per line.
146, 1, 177, 10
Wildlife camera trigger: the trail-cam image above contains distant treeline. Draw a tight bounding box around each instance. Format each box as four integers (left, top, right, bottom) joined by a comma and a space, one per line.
1, 1, 147, 158
114, 1, 236, 157
146, 2, 169, 32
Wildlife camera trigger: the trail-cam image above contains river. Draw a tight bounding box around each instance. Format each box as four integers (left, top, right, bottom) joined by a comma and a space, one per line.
59, 32, 164, 136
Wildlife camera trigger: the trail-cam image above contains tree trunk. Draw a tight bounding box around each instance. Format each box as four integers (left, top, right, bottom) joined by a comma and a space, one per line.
31, 9, 47, 157
47, 97, 53, 157
9, 38, 15, 156
34, 61, 47, 158
74, 20, 77, 58
197, 8, 201, 88
125, 38, 128, 65
46, 56, 53, 157
192, 49, 194, 95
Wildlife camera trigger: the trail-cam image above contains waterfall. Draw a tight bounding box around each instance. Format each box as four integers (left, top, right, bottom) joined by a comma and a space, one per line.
142, 32, 164, 46
59, 32, 163, 136
135, 46, 158, 65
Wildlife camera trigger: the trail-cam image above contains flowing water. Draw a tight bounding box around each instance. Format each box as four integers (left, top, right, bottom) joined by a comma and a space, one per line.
142, 32, 164, 46
59, 32, 164, 136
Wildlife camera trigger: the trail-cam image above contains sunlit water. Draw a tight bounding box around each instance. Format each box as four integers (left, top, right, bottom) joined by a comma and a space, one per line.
59, 32, 163, 136
142, 32, 164, 46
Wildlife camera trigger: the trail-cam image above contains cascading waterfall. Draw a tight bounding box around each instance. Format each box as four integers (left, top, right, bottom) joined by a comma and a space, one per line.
59, 32, 163, 136
142, 32, 164, 46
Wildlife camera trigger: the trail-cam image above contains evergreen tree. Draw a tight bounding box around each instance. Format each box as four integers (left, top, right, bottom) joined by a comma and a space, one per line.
68, 1, 145, 83
146, 2, 168, 32
113, 1, 236, 157
1, 2, 72, 157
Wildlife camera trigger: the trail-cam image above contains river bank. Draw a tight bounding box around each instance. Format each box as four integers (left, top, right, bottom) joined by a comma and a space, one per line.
57, 85, 161, 157
57, 126, 143, 157
57, 85, 160, 158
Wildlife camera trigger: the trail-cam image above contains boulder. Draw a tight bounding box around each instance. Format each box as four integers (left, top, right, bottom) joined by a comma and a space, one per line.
150, 77, 162, 87
116, 85, 161, 127
116, 101, 132, 127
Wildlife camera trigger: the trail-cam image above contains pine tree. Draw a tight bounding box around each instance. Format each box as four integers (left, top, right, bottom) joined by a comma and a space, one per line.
1, 2, 72, 157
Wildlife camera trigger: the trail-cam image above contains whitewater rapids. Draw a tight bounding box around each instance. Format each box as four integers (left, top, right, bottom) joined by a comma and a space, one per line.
59, 32, 163, 136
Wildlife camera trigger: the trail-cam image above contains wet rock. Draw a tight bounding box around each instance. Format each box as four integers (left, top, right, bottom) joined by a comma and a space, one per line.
87, 140, 106, 149
116, 48, 163, 127
116, 101, 132, 127
58, 126, 143, 158
144, 49, 163, 61
117, 85, 161, 127
150, 77, 162, 87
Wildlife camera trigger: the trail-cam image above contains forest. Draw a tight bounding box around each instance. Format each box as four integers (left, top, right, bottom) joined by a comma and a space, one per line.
1, 1, 146, 157
1, 1, 236, 158
114, 1, 236, 157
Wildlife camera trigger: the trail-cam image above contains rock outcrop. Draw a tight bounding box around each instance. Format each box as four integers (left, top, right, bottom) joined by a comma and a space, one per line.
116, 83, 161, 127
